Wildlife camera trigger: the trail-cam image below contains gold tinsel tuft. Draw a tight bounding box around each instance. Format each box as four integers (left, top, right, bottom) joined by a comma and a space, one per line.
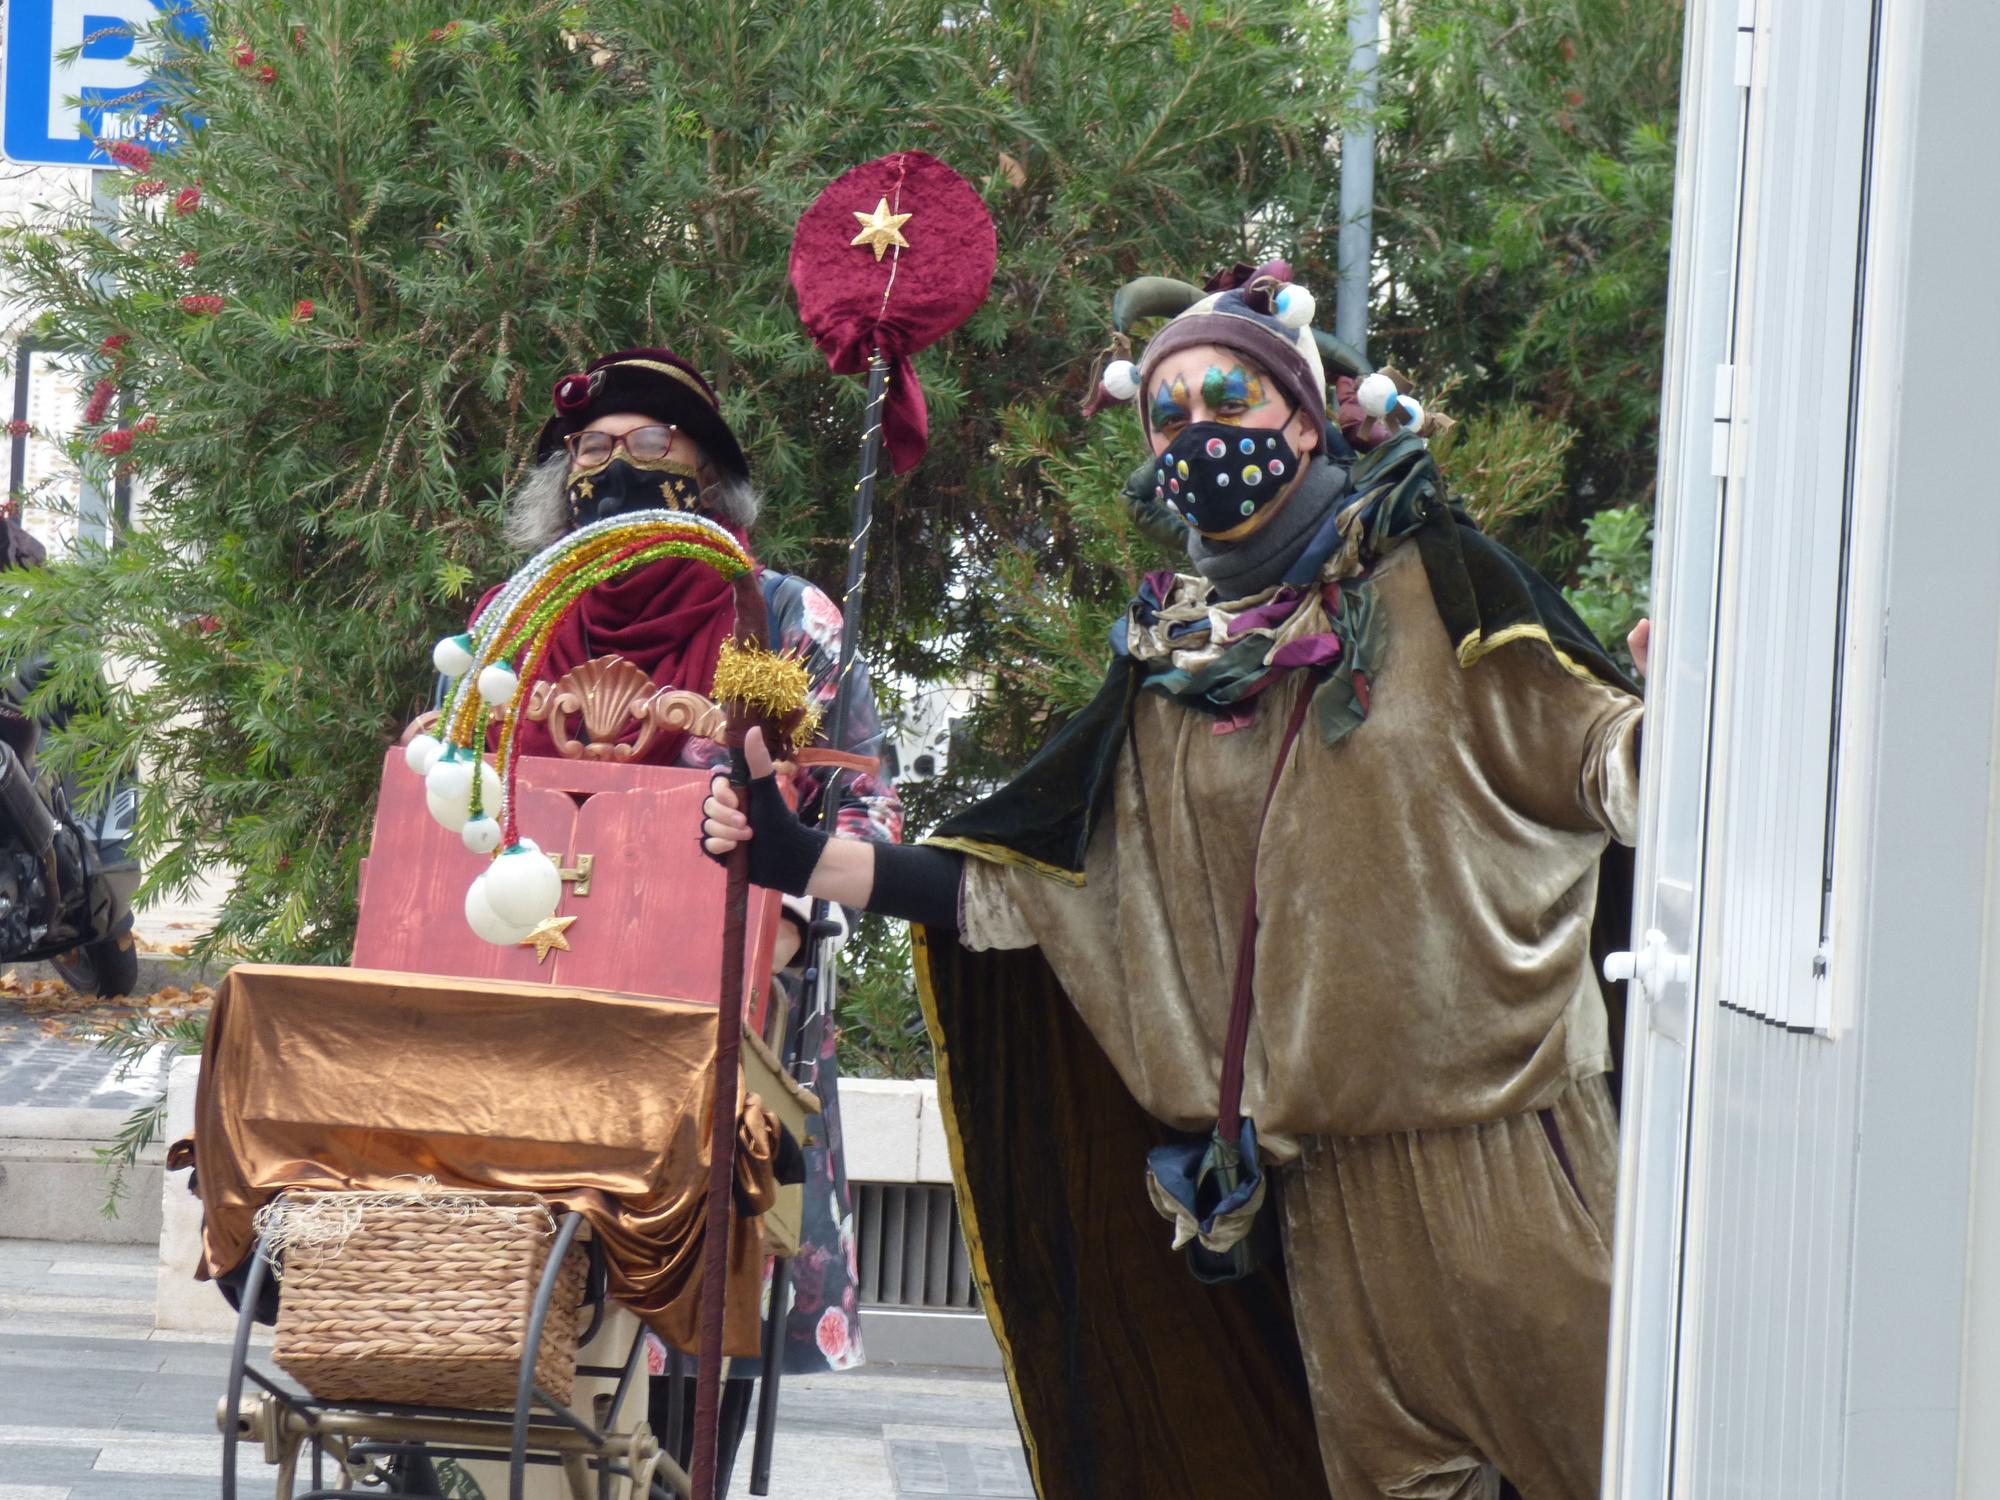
792, 700, 825, 746
712, 639, 814, 720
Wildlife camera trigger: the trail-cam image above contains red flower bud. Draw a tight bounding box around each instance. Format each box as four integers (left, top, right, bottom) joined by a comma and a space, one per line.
5, 420, 30, 440
131, 178, 165, 198
257, 63, 277, 84
428, 21, 460, 41
96, 429, 134, 457
178, 294, 225, 316
292, 25, 307, 50
293, 299, 315, 321
107, 141, 151, 171
99, 333, 129, 356
195, 614, 222, 635
1564, 88, 1585, 108
1171, 3, 1191, 31
174, 186, 201, 215
178, 251, 199, 268
232, 41, 256, 67
82, 378, 117, 425
134, 415, 158, 435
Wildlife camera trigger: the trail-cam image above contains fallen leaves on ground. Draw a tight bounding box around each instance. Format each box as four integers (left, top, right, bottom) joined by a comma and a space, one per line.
0, 969, 216, 1033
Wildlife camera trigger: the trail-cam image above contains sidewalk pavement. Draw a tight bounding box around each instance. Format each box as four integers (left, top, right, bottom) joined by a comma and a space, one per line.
0, 1238, 1029, 1499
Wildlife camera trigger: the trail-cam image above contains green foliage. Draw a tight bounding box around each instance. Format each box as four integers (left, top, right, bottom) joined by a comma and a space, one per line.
1563, 501, 1652, 672
0, 0, 1342, 963
82, 1006, 208, 1216
1370, 0, 1684, 558
836, 915, 931, 1081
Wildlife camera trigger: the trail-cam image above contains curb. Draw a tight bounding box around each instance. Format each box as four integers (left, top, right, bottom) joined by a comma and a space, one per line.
0, 1103, 163, 1245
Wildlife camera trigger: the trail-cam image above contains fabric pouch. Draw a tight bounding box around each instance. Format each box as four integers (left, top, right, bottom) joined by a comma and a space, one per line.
1145, 1118, 1278, 1284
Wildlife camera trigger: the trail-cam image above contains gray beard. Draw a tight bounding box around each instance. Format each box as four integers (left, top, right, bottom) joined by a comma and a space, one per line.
1185, 455, 1349, 600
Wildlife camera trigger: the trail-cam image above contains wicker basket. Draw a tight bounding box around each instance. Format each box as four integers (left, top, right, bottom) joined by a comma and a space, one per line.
269, 1190, 588, 1412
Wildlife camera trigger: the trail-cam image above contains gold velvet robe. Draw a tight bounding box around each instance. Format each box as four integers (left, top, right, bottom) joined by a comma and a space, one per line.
913, 519, 1641, 1499
956, 543, 1642, 1141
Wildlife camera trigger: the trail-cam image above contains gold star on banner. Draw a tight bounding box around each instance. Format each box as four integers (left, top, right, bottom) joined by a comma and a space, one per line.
850, 197, 913, 261
520, 914, 578, 964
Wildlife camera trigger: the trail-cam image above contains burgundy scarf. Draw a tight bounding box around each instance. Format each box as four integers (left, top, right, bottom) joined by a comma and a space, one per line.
474, 541, 748, 764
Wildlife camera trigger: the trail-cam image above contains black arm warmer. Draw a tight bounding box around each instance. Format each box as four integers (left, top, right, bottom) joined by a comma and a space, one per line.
718, 766, 965, 930
737, 772, 830, 896
867, 843, 965, 931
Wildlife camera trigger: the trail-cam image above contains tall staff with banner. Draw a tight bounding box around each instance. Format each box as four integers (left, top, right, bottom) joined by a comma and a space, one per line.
700, 152, 995, 1499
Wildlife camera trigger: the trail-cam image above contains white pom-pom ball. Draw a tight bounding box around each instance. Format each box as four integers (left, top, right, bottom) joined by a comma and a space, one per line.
432, 633, 475, 678
424, 754, 504, 832
1356, 372, 1399, 419
484, 841, 561, 927
426, 753, 472, 805
477, 663, 520, 708
1100, 359, 1140, 402
461, 816, 503, 854
1394, 395, 1425, 433
403, 733, 443, 777
465, 874, 538, 947
1274, 285, 1317, 329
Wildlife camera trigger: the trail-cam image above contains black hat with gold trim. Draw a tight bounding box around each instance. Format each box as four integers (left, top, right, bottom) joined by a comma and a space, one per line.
534, 347, 749, 481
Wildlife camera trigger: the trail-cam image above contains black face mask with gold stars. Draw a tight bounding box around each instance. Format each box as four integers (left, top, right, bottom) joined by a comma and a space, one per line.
565, 458, 704, 529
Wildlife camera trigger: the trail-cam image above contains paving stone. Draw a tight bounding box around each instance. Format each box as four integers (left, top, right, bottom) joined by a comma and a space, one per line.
0, 1238, 1027, 1498
0, 1443, 96, 1487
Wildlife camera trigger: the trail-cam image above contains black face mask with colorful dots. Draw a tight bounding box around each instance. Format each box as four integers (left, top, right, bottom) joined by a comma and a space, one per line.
1152, 419, 1301, 538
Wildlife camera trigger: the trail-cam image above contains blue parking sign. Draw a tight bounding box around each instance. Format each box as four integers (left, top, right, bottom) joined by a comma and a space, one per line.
2, 0, 206, 167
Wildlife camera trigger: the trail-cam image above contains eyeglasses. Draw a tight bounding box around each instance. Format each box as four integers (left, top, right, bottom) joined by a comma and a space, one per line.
563, 424, 683, 467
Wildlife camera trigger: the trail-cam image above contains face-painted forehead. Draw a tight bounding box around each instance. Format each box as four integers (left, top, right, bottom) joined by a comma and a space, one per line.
1143, 343, 1275, 407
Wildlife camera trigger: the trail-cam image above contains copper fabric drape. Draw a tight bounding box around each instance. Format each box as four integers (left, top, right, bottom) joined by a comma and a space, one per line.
187, 964, 783, 1356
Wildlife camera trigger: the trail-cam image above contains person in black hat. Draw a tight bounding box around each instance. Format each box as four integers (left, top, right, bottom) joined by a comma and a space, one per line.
491, 346, 901, 1486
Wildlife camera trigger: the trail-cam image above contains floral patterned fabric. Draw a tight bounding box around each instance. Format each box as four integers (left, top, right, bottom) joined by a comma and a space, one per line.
665, 568, 892, 1376
673, 570, 903, 844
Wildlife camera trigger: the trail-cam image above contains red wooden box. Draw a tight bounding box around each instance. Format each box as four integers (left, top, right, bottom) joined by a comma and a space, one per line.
353, 751, 780, 1032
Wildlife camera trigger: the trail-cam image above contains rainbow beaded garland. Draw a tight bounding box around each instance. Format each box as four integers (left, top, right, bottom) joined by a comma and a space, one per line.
403, 510, 754, 945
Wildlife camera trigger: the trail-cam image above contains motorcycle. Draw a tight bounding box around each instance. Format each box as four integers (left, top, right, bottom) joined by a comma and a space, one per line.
0, 519, 139, 997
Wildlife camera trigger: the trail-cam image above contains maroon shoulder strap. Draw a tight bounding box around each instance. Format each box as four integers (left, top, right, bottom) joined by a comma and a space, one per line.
1215, 682, 1317, 1143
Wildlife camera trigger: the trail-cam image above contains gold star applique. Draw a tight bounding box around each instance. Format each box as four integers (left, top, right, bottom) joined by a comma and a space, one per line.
520, 915, 578, 964
850, 197, 913, 261
573, 477, 594, 500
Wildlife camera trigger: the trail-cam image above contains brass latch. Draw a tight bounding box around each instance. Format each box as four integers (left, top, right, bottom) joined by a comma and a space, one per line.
545, 851, 593, 897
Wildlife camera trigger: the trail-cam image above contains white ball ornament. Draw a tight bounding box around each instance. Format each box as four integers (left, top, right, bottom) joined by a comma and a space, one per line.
461, 816, 503, 854
428, 789, 470, 833
426, 753, 473, 807
477, 662, 520, 708
484, 842, 561, 927
403, 733, 443, 777
1356, 371, 1400, 419
1100, 359, 1140, 402
432, 633, 475, 678
424, 754, 503, 832
1274, 285, 1317, 329
464, 874, 538, 947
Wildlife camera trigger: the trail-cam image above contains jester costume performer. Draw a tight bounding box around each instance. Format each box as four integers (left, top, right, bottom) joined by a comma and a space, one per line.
704, 269, 1641, 1500
485, 349, 900, 1480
